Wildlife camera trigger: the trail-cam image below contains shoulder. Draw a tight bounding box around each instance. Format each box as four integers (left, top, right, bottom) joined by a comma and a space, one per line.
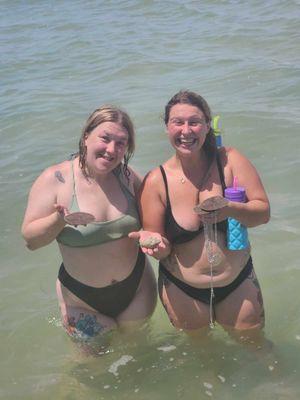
143, 166, 164, 187
32, 160, 72, 189
220, 146, 263, 186
218, 146, 250, 166
139, 166, 167, 205
225, 147, 257, 174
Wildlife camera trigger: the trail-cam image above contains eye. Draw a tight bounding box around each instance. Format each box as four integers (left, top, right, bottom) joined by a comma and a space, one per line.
116, 140, 127, 148
99, 135, 109, 142
190, 119, 205, 126
171, 119, 184, 126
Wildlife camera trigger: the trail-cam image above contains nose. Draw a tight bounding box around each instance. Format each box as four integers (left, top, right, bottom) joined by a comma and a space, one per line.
106, 141, 116, 154
181, 121, 191, 134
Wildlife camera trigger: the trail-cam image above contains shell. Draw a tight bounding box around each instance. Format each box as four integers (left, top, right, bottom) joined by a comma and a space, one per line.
198, 196, 228, 211
139, 236, 161, 249
64, 212, 95, 226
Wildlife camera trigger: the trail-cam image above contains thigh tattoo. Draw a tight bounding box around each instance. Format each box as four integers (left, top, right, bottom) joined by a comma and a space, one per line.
65, 313, 106, 339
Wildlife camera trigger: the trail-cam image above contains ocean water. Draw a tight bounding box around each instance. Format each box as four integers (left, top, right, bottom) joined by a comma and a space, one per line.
1, 0, 300, 399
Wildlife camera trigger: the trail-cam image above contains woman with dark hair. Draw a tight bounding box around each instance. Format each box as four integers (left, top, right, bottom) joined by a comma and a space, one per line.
22, 105, 157, 342
130, 90, 270, 339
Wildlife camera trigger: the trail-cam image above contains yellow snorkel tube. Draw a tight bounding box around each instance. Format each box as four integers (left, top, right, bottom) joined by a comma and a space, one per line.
212, 115, 222, 147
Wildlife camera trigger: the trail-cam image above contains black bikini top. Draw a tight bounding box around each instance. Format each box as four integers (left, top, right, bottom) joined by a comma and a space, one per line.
160, 154, 227, 245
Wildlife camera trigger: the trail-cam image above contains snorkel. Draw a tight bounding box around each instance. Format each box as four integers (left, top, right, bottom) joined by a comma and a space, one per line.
212, 115, 222, 147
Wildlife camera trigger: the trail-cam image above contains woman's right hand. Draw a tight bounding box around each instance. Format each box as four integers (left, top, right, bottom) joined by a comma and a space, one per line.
128, 230, 171, 259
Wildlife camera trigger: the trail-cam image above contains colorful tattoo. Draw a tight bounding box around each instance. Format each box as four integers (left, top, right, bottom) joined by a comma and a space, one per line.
65, 313, 106, 339
55, 171, 65, 183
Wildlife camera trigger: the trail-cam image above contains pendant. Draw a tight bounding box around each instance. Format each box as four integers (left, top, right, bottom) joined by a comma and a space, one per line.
180, 177, 185, 184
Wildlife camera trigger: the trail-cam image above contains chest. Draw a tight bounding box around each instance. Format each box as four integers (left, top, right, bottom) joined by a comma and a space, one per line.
57, 175, 131, 222
166, 167, 224, 231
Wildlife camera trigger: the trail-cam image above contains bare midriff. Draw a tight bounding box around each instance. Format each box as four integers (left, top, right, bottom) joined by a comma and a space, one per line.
58, 236, 140, 288
161, 231, 251, 288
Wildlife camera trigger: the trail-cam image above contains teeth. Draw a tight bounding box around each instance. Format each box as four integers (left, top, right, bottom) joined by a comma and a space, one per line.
99, 154, 113, 161
179, 138, 196, 144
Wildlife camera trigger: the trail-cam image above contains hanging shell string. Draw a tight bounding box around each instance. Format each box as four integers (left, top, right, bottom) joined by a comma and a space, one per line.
203, 211, 219, 328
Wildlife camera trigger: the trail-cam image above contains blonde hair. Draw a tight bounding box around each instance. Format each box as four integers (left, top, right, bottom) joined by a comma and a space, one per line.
79, 105, 135, 179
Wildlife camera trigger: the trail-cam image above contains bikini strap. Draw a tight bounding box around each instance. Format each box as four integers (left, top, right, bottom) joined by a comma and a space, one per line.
68, 159, 79, 211
113, 168, 135, 200
216, 151, 226, 193
70, 159, 76, 194
159, 165, 171, 207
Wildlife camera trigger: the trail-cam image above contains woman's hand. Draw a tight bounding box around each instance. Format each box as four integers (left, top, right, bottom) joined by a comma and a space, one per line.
54, 203, 70, 219
128, 230, 171, 259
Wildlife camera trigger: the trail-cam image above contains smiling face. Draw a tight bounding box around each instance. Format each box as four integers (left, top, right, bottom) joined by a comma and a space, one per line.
84, 121, 129, 175
166, 103, 210, 155
79, 105, 135, 178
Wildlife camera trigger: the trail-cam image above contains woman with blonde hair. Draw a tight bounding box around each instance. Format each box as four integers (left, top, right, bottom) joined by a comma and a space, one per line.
22, 105, 157, 343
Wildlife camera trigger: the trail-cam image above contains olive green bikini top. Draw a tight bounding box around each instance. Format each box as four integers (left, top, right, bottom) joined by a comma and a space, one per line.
56, 162, 141, 247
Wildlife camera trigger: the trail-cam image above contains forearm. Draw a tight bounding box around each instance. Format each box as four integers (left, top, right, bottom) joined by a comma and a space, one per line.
22, 212, 66, 250
227, 200, 270, 228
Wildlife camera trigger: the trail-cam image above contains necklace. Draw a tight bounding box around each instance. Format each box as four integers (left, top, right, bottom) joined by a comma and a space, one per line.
179, 153, 213, 190
179, 167, 208, 187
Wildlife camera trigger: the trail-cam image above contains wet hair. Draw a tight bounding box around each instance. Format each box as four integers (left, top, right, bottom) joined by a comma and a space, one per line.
164, 90, 217, 161
79, 105, 135, 180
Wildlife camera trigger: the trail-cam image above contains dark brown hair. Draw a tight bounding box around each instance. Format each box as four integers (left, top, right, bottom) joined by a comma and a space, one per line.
164, 90, 217, 160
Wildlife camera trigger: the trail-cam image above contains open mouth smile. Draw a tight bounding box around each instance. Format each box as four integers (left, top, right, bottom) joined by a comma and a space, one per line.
175, 137, 197, 146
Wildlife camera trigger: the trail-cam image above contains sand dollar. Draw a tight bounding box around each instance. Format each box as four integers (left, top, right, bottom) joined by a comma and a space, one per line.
199, 196, 228, 211
64, 212, 95, 226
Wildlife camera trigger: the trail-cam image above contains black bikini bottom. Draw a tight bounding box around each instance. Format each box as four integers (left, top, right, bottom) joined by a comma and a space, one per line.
58, 249, 145, 318
159, 256, 253, 305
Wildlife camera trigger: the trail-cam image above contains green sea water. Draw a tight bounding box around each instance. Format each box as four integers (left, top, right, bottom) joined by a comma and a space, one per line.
1, 1, 300, 398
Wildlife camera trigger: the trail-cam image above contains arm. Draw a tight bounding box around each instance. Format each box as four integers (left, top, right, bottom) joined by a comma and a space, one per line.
220, 147, 270, 227
137, 169, 172, 259
21, 166, 68, 250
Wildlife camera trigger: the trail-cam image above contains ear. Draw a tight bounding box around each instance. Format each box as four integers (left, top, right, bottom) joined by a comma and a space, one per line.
82, 133, 89, 145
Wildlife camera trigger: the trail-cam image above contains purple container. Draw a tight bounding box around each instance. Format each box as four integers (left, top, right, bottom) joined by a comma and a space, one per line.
224, 187, 246, 202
